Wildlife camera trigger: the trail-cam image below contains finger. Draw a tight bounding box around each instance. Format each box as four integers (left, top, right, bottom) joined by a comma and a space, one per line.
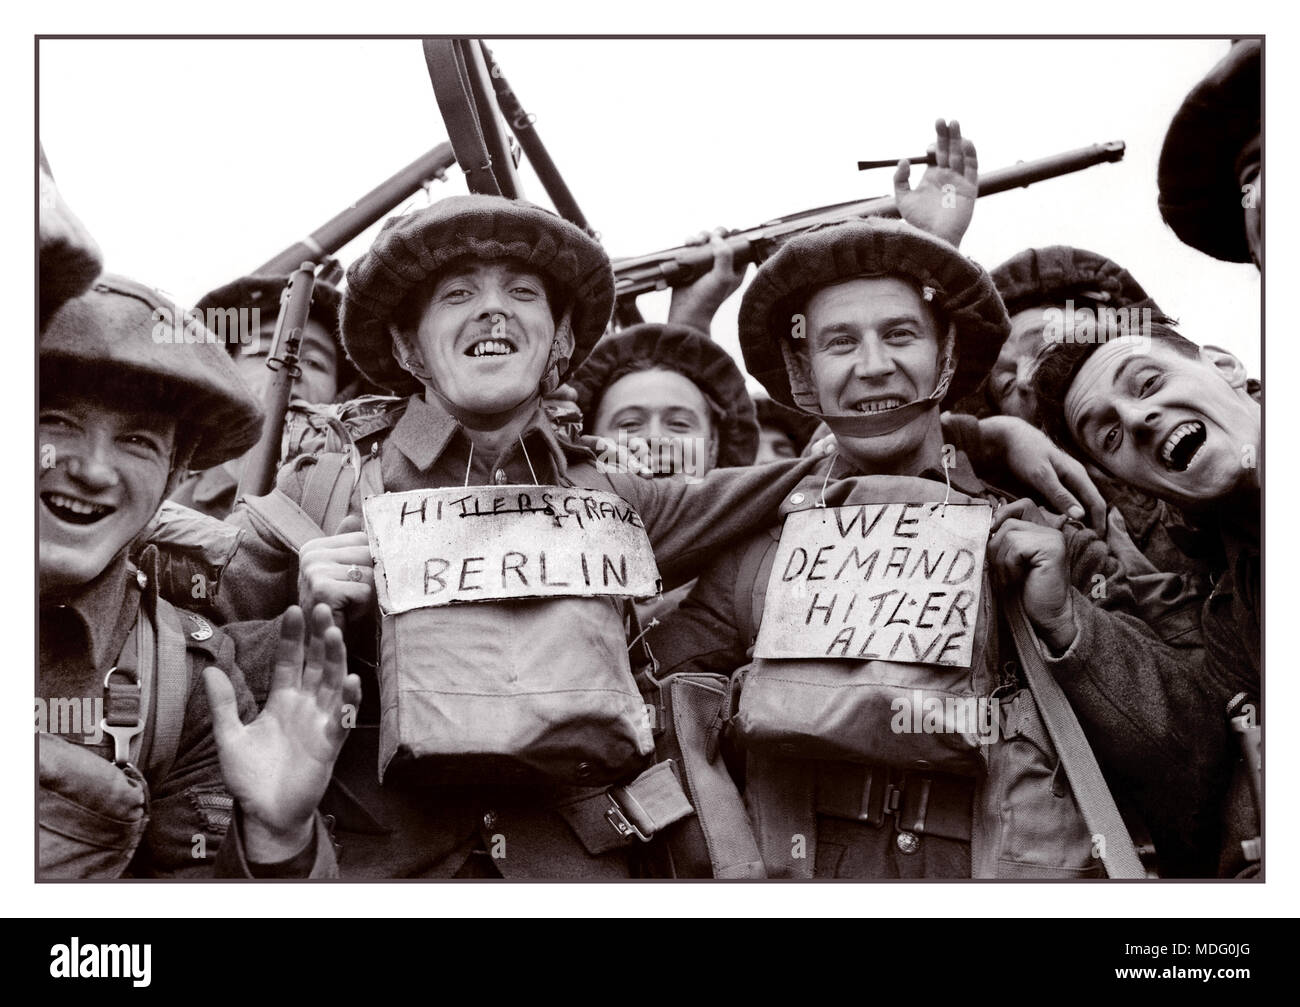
335, 513, 365, 536
933, 118, 951, 167
708, 231, 736, 274
991, 497, 1040, 532
893, 159, 912, 198
711, 226, 729, 239
961, 137, 978, 184
271, 605, 307, 696
947, 120, 963, 175
316, 623, 347, 711
309, 544, 374, 566
202, 666, 243, 750
1054, 456, 1108, 533
301, 603, 333, 694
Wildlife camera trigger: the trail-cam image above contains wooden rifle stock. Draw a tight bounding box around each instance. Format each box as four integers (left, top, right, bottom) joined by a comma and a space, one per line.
236, 263, 317, 500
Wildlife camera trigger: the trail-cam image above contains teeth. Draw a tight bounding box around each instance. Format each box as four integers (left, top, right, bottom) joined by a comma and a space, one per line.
47, 493, 108, 516
470, 339, 515, 357
853, 398, 903, 414
1160, 421, 1201, 464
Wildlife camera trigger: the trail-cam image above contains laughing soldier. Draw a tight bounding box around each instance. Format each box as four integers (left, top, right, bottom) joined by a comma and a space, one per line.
39, 276, 358, 878
647, 214, 1222, 878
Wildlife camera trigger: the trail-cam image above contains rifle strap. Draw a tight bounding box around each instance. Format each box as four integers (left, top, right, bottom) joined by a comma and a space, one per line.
1006, 598, 1144, 879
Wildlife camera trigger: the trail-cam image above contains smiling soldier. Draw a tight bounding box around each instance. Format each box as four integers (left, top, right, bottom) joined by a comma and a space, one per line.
1033, 324, 1261, 875
647, 206, 1226, 878
39, 275, 358, 878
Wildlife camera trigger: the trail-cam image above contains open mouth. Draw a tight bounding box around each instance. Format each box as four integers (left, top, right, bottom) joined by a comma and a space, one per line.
849, 397, 905, 414
1159, 420, 1208, 472
42, 492, 116, 526
465, 338, 518, 358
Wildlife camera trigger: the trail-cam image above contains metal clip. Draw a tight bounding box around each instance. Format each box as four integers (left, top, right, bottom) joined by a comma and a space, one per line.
100, 667, 145, 767
604, 795, 651, 843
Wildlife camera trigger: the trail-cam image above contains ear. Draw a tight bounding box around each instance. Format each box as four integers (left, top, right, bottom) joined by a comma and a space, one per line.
1199, 345, 1248, 390
388, 323, 432, 382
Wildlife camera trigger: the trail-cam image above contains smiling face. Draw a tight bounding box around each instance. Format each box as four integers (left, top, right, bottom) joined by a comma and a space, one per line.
39, 389, 177, 595
989, 306, 1052, 420
1064, 336, 1260, 507
410, 259, 556, 415
804, 275, 945, 470
592, 367, 718, 478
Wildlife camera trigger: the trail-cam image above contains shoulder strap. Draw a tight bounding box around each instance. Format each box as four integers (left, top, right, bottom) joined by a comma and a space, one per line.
239, 490, 326, 553
133, 596, 191, 786
300, 452, 356, 535
1006, 597, 1144, 879
734, 530, 781, 646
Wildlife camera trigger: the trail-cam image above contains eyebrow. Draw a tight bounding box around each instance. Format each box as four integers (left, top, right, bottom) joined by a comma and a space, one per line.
1071, 354, 1148, 445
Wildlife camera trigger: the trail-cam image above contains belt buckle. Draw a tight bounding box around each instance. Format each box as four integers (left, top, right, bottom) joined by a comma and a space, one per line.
894, 774, 932, 835
604, 794, 651, 843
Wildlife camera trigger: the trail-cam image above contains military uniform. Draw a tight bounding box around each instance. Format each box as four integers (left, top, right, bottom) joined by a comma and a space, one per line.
39, 275, 337, 879
214, 196, 825, 878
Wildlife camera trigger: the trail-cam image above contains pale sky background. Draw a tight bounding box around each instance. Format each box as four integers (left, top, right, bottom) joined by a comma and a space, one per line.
38, 36, 1262, 381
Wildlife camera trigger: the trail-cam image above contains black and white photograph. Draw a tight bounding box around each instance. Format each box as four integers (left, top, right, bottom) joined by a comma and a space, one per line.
16, 13, 1288, 941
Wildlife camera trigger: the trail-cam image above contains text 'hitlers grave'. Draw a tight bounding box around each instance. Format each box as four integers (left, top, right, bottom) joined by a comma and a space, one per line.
364, 486, 662, 615
755, 502, 992, 667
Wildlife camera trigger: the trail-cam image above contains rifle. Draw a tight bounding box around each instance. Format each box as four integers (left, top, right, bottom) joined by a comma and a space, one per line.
254, 144, 455, 276
611, 140, 1126, 302
236, 263, 317, 499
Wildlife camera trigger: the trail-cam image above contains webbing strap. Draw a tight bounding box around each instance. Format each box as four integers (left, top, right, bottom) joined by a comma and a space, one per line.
669, 676, 766, 878
1006, 598, 1144, 879
238, 490, 326, 554
300, 453, 355, 535
144, 598, 192, 785
735, 531, 780, 647
559, 761, 694, 856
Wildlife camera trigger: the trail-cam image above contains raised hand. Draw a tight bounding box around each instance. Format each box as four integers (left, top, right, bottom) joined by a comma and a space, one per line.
203, 604, 361, 863
894, 119, 979, 248
989, 503, 1078, 654
667, 227, 748, 335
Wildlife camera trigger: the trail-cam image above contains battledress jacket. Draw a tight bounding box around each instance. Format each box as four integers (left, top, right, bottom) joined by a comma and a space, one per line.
38, 551, 337, 878
648, 449, 1232, 877
214, 393, 823, 877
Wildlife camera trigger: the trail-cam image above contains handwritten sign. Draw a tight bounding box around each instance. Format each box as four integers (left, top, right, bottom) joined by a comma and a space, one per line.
363, 485, 662, 615
754, 503, 992, 667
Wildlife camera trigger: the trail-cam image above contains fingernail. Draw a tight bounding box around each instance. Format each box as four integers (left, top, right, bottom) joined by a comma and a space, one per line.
1069, 506, 1084, 518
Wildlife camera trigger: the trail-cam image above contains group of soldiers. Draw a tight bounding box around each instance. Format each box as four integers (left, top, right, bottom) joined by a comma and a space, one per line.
37, 40, 1261, 881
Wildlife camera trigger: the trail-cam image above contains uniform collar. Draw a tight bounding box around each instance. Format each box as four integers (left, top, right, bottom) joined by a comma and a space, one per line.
818, 445, 988, 497
388, 392, 578, 477
40, 551, 140, 672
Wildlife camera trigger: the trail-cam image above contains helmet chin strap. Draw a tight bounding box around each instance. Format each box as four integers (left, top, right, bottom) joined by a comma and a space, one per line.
818, 368, 952, 438
796, 320, 957, 439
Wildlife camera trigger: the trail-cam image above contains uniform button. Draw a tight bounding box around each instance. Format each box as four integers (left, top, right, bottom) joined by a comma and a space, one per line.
790, 492, 806, 505
481, 810, 498, 831
896, 831, 920, 855
494, 469, 508, 484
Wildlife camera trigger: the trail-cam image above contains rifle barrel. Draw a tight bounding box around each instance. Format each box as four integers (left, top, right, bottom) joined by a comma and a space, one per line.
254, 144, 456, 276
612, 141, 1126, 300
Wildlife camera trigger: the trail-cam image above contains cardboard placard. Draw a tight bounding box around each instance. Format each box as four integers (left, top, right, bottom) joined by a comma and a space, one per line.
363, 485, 662, 615
754, 502, 992, 667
